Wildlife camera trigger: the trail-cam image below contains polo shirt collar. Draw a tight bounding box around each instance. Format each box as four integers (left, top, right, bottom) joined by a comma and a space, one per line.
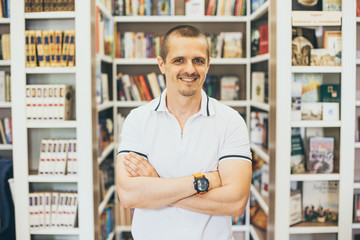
154, 89, 215, 116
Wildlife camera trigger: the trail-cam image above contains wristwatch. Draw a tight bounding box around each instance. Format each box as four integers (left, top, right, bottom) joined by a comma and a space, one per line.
193, 173, 209, 194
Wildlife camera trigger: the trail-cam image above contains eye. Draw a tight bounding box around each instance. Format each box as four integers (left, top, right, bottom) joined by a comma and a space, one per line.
194, 58, 205, 64
173, 58, 183, 63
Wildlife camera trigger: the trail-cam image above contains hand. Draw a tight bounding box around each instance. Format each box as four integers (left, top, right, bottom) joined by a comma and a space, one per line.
124, 152, 159, 178
204, 171, 222, 190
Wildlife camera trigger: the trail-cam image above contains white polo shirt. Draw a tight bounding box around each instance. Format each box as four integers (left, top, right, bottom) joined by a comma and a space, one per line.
118, 89, 251, 240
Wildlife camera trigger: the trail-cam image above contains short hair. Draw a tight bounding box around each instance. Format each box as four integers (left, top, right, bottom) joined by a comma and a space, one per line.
160, 25, 210, 62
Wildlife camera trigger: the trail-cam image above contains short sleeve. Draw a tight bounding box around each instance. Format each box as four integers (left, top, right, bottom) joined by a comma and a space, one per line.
218, 113, 252, 163
117, 110, 148, 159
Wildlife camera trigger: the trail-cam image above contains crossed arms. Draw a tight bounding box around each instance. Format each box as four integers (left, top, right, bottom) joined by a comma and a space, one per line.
115, 152, 252, 216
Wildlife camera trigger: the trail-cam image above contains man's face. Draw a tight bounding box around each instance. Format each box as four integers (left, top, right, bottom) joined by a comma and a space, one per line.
158, 35, 210, 97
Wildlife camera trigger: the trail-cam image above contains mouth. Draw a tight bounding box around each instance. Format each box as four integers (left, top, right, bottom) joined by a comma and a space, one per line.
179, 76, 198, 82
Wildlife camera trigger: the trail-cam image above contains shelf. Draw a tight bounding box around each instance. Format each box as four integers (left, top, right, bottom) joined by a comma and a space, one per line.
30, 228, 79, 235
114, 58, 248, 65
231, 225, 248, 232
250, 1, 269, 21
250, 54, 269, 64
116, 225, 132, 232
106, 231, 115, 240
0, 102, 11, 108
357, 17, 360, 22
354, 182, 360, 189
97, 101, 114, 112
355, 101, 360, 107
251, 185, 269, 215
289, 222, 338, 234
115, 101, 148, 107
98, 143, 115, 166
353, 223, 360, 229
98, 185, 116, 215
220, 100, 248, 107
28, 175, 79, 183
250, 144, 269, 163
0, 144, 12, 150
114, 16, 248, 23
356, 59, 360, 65
0, 60, 11, 66
0, 18, 10, 24
250, 225, 266, 240
291, 66, 342, 73
97, 54, 113, 64
26, 121, 77, 128
289, 173, 340, 182
96, 0, 113, 20
355, 142, 360, 148
290, 120, 341, 128
250, 101, 269, 111
25, 67, 76, 74
25, 12, 76, 19
292, 11, 342, 26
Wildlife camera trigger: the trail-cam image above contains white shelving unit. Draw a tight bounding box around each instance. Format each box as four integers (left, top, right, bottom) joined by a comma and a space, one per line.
12, 1, 98, 240
271, 0, 355, 239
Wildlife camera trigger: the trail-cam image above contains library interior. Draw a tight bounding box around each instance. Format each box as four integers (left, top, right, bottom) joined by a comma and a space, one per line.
1, 0, 360, 240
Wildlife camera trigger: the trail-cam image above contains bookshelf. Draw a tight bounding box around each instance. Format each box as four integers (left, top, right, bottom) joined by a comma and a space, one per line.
11, 1, 98, 240
355, 1, 360, 239
271, 0, 354, 239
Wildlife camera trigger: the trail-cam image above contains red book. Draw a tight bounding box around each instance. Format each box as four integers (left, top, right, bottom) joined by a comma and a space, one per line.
357, 0, 360, 17
259, 24, 268, 55
138, 75, 152, 101
116, 31, 121, 58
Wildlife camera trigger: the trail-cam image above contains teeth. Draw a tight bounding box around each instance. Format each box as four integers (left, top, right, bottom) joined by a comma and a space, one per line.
180, 78, 196, 82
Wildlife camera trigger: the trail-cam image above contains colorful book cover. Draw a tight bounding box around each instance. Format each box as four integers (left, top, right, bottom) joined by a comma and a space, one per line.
309, 137, 334, 173
291, 133, 306, 174
302, 181, 339, 223
294, 73, 323, 102
322, 0, 341, 11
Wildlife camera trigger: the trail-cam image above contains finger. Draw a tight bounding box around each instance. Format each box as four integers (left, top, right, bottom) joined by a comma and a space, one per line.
124, 159, 145, 176
129, 152, 148, 162
125, 165, 139, 177
128, 154, 148, 171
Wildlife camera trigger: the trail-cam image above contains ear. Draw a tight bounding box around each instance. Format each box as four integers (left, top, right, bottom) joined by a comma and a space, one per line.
157, 56, 165, 74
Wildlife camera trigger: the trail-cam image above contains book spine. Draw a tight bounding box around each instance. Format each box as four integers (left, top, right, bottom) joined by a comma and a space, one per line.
67, 30, 75, 67
35, 30, 45, 67
54, 31, 63, 67
43, 30, 51, 67
61, 31, 70, 67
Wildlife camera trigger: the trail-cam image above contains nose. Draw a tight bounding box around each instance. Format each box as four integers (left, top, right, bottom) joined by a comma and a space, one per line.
184, 61, 196, 74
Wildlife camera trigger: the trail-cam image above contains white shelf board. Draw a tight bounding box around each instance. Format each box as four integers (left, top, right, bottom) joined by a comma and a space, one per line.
251, 185, 269, 214
114, 16, 248, 23
250, 101, 269, 111
96, 0, 113, 20
250, 54, 269, 64
355, 101, 360, 107
0, 102, 11, 108
355, 142, 360, 148
354, 182, 360, 189
0, 144, 12, 150
290, 120, 341, 128
28, 175, 79, 183
231, 225, 248, 232
353, 223, 360, 229
97, 101, 114, 112
0, 18, 10, 24
98, 142, 115, 166
116, 225, 132, 232
210, 58, 248, 65
250, 225, 266, 240
25, 12, 76, 19
26, 121, 77, 128
114, 58, 157, 65
30, 228, 79, 235
115, 101, 148, 107
250, 144, 269, 163
0, 60, 11, 66
25, 67, 76, 74
289, 226, 338, 234
289, 173, 340, 182
97, 54, 113, 64
357, 17, 360, 22
250, 1, 269, 21
220, 100, 248, 107
98, 185, 116, 215
356, 59, 360, 65
106, 231, 115, 240
291, 66, 341, 73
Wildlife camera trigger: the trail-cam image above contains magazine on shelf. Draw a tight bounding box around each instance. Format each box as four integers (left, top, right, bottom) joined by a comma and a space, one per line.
308, 137, 334, 174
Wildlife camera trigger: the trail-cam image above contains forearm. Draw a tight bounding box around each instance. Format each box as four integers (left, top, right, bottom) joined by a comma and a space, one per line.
172, 184, 249, 216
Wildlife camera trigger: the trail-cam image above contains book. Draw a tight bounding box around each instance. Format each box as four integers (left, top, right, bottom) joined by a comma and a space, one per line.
252, 72, 265, 103
259, 24, 268, 55
260, 163, 269, 197
292, 27, 317, 66
157, 0, 172, 16
308, 137, 334, 173
322, 102, 339, 121
320, 84, 340, 103
101, 73, 110, 102
310, 48, 337, 66
250, 111, 268, 147
291, 133, 306, 174
67, 30, 76, 67
302, 181, 339, 223
301, 102, 322, 120
292, 0, 323, 11
293, 73, 322, 102
291, 81, 302, 121
222, 32, 242, 58
61, 31, 71, 66
290, 190, 302, 225
323, 30, 341, 65
292, 11, 342, 26
185, 0, 204, 16
251, 28, 260, 57
35, 30, 45, 67
322, 0, 341, 11
220, 75, 240, 100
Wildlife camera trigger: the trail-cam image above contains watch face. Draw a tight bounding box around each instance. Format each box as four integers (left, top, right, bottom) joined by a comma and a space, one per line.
197, 178, 209, 191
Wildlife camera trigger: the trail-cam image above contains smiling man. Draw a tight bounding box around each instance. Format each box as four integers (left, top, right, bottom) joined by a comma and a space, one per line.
116, 25, 252, 240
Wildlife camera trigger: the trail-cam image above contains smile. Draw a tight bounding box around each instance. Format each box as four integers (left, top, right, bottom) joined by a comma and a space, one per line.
179, 77, 197, 82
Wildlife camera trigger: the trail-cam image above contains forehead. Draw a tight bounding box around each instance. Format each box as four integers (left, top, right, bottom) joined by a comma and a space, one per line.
166, 35, 208, 58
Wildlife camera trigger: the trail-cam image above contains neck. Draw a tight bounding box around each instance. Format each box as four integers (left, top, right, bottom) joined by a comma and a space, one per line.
166, 90, 202, 120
